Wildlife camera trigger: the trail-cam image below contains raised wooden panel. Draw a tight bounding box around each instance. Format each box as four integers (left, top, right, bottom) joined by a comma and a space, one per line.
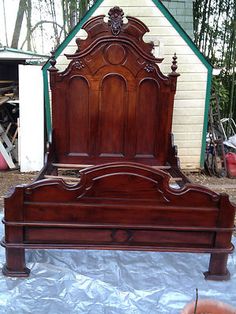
50, 7, 179, 166
105, 44, 127, 65
136, 79, 159, 157
54, 3, 210, 169
97, 75, 127, 157
24, 227, 214, 248
67, 76, 90, 156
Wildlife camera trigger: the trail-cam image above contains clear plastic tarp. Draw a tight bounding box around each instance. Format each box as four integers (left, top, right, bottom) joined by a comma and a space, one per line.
0, 214, 235, 314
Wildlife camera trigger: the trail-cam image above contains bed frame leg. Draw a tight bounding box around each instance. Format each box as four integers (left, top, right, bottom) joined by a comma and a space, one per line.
204, 253, 230, 281
2, 248, 30, 277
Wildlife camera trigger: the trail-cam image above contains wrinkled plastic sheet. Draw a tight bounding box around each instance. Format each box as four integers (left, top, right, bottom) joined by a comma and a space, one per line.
224, 135, 236, 149
0, 215, 235, 314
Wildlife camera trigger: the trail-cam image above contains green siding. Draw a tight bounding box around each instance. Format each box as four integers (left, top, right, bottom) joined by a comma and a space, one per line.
161, 0, 194, 38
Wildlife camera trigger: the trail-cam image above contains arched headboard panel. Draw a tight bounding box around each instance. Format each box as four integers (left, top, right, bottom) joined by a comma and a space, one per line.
49, 6, 179, 166
67, 76, 90, 156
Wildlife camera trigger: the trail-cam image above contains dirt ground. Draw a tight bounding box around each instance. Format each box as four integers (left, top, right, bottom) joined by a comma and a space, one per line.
1, 169, 236, 208
187, 172, 236, 204
0, 170, 36, 209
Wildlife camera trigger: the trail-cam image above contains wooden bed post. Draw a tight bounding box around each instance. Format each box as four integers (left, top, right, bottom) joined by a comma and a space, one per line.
205, 253, 230, 281
204, 193, 235, 280
2, 187, 30, 277
2, 247, 30, 277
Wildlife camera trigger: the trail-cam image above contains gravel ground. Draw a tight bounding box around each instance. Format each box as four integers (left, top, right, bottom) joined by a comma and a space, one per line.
0, 170, 37, 209
187, 172, 236, 205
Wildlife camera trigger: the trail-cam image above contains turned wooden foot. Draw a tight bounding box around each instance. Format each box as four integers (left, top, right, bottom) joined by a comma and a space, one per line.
204, 253, 230, 281
2, 248, 30, 277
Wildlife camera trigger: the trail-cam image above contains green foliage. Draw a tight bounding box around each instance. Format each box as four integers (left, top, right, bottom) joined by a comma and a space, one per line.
9, 0, 97, 52
61, 0, 97, 33
211, 75, 230, 112
193, 0, 236, 120
211, 75, 229, 112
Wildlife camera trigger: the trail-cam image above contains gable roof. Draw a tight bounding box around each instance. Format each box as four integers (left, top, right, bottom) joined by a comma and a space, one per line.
0, 47, 48, 61
42, 0, 212, 71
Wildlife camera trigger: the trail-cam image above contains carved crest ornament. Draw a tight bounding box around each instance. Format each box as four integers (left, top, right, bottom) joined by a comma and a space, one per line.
108, 6, 124, 36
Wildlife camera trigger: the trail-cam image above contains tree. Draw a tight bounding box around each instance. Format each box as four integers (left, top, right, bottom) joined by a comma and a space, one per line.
61, 0, 96, 35
193, 0, 236, 120
11, 0, 27, 48
25, 0, 32, 50
2, 0, 8, 47
9, 0, 96, 52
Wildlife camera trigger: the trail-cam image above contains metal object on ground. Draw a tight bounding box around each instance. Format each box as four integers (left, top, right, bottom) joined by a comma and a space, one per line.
205, 94, 227, 177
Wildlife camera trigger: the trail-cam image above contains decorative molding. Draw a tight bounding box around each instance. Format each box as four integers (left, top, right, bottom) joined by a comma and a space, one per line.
108, 6, 124, 36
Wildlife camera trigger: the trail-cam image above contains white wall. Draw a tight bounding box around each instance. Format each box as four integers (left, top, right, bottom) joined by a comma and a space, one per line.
19, 65, 44, 172
55, 0, 209, 170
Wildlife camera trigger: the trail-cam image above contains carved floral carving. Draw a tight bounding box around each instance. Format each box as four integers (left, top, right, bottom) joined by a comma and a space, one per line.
108, 6, 124, 36
74, 60, 85, 70
145, 64, 155, 73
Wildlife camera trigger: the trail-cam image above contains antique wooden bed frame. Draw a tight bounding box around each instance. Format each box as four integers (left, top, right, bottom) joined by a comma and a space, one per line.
2, 7, 235, 280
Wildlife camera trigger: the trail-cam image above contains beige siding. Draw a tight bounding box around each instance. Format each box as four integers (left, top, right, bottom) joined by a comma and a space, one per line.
56, 0, 208, 170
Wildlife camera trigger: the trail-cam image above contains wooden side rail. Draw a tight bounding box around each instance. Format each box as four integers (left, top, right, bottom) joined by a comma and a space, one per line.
52, 163, 172, 170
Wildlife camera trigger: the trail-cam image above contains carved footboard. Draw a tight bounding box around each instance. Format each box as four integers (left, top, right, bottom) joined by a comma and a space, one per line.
1, 162, 235, 280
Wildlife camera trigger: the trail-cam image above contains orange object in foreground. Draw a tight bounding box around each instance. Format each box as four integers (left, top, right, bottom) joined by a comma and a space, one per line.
181, 299, 236, 314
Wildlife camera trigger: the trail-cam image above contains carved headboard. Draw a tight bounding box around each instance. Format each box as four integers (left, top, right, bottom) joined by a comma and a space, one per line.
49, 7, 179, 167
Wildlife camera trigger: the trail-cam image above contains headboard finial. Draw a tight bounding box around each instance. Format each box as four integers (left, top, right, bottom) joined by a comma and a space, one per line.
108, 6, 124, 36
169, 53, 180, 77
49, 50, 58, 72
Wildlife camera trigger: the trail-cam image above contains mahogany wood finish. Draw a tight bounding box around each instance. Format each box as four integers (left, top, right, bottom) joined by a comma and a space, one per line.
2, 163, 235, 279
1, 7, 235, 280
49, 6, 179, 167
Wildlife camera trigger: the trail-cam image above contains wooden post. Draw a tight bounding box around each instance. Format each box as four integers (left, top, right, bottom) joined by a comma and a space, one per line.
2, 248, 30, 277
204, 193, 235, 280
204, 253, 230, 281
2, 187, 30, 277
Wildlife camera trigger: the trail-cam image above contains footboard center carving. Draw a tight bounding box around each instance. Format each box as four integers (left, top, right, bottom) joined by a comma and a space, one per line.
111, 229, 132, 243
